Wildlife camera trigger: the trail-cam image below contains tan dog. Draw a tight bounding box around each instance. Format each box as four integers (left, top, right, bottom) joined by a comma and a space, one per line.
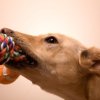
0, 28, 100, 100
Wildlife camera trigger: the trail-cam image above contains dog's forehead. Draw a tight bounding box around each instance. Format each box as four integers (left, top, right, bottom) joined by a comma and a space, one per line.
39, 33, 62, 37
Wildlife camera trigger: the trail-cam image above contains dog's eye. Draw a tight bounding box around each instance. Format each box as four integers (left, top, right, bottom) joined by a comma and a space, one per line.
45, 36, 58, 44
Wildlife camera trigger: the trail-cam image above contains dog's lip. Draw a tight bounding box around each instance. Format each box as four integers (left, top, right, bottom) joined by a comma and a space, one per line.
16, 44, 42, 67
6, 43, 41, 69
6, 51, 39, 69
20, 49, 39, 66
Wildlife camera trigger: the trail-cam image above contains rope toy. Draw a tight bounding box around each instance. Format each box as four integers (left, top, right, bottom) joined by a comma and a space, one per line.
0, 32, 26, 64
0, 32, 26, 83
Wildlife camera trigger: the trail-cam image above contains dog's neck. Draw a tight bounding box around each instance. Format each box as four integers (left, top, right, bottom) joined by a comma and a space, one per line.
21, 68, 89, 100
49, 76, 100, 100
87, 76, 100, 100
31, 76, 89, 100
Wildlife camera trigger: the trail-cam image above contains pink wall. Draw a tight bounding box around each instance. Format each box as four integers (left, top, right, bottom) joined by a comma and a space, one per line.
0, 0, 100, 100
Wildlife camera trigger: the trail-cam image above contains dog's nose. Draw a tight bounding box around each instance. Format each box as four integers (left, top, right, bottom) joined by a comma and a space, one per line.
0, 28, 14, 35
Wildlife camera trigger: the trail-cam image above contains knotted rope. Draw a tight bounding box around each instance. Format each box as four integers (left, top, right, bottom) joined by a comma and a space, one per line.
0, 32, 26, 64
0, 33, 29, 84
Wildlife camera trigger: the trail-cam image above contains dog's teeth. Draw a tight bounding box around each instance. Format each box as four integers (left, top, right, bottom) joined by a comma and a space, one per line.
30, 62, 35, 65
28, 60, 35, 65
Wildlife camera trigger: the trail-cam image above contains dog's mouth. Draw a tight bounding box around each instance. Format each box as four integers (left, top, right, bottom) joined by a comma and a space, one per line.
0, 28, 40, 69
7, 49, 39, 69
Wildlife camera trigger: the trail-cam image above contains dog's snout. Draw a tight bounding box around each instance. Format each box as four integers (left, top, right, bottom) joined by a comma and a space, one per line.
0, 28, 14, 35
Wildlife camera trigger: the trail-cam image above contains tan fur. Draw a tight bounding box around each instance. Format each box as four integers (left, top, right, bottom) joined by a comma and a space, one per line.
1, 28, 100, 100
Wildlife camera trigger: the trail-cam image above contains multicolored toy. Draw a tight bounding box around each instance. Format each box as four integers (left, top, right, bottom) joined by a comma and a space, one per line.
0, 33, 26, 64
0, 32, 26, 84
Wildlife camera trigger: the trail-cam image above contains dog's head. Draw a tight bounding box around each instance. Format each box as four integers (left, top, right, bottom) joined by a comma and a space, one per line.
0, 28, 100, 99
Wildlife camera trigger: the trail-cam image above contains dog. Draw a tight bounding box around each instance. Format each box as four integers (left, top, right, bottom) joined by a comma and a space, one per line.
0, 28, 100, 100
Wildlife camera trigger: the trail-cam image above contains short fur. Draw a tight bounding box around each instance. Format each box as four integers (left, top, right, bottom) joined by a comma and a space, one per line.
1, 28, 100, 100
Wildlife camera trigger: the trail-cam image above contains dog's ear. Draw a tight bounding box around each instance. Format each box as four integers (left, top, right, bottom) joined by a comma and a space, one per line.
0, 65, 19, 84
79, 47, 100, 76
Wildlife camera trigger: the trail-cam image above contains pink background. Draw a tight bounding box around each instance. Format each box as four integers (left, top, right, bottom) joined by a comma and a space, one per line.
0, 0, 100, 100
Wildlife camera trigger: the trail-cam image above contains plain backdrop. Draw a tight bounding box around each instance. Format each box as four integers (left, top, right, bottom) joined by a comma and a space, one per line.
0, 0, 100, 100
